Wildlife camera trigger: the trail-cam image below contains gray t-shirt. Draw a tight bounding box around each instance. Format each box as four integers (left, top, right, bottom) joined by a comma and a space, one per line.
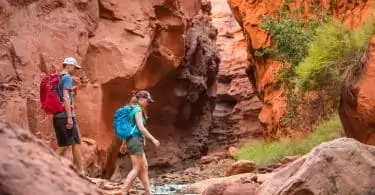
54, 73, 76, 118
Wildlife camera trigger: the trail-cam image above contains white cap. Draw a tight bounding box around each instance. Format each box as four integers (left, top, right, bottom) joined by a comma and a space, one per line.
63, 57, 81, 69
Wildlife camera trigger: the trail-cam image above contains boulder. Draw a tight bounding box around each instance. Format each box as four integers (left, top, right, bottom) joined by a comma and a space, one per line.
202, 183, 258, 195
222, 183, 258, 195
181, 173, 272, 194
0, 122, 100, 195
226, 160, 256, 176
259, 138, 375, 195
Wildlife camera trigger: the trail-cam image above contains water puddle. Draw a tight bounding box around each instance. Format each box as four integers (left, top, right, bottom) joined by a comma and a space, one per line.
151, 184, 196, 195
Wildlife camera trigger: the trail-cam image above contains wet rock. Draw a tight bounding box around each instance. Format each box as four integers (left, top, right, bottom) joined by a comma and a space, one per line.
259, 138, 375, 195
226, 160, 256, 176
0, 122, 100, 195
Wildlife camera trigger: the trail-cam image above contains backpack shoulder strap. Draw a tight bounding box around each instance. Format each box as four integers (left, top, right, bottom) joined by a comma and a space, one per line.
128, 105, 141, 122
59, 73, 67, 80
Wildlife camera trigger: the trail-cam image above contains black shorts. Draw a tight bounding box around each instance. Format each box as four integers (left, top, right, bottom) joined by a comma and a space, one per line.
53, 117, 81, 147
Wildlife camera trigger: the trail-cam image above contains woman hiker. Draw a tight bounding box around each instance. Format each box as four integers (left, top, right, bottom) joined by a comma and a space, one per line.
122, 90, 160, 195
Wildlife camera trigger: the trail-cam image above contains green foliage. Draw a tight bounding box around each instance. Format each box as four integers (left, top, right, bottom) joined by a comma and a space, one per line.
260, 4, 330, 65
351, 21, 375, 50
280, 87, 302, 127
260, 9, 312, 66
295, 20, 350, 91
235, 114, 343, 167
283, 0, 295, 3
259, 4, 330, 127
254, 47, 273, 58
295, 20, 375, 92
261, 3, 374, 127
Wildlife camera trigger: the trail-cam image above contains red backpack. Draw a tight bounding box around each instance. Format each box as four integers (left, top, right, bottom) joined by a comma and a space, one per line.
40, 74, 65, 114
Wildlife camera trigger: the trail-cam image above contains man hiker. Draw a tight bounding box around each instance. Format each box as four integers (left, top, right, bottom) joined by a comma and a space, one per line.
53, 57, 85, 176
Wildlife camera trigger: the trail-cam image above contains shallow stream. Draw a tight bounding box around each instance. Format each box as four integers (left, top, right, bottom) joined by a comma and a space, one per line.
151, 184, 193, 195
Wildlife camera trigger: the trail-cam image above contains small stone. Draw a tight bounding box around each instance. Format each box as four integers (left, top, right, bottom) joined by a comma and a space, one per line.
227, 147, 239, 158
226, 160, 256, 176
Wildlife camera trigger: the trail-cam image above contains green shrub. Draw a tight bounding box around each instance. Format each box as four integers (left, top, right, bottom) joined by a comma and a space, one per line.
296, 20, 375, 92
260, 8, 317, 66
295, 20, 349, 91
235, 114, 343, 167
260, 5, 330, 126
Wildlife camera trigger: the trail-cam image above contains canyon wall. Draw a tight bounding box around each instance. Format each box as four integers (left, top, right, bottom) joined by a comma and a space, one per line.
209, 0, 262, 151
1, 0, 374, 180
0, 0, 221, 177
339, 36, 375, 145
228, 0, 375, 140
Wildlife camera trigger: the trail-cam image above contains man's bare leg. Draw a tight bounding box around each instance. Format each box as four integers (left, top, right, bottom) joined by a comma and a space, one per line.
72, 144, 85, 175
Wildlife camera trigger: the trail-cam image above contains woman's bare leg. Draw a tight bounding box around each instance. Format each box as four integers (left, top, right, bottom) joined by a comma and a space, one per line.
138, 153, 151, 195
123, 154, 142, 193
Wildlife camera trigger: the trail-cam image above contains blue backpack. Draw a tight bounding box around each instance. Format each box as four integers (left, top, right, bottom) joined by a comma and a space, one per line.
113, 105, 140, 140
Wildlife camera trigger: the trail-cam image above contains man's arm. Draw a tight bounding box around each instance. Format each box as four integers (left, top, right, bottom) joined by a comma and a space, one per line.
63, 89, 73, 118
62, 76, 74, 129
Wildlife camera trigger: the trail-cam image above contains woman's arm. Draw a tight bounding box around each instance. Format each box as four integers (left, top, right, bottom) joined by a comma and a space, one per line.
135, 112, 159, 146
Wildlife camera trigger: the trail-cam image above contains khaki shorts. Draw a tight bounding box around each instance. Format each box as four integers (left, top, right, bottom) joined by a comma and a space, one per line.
126, 136, 144, 155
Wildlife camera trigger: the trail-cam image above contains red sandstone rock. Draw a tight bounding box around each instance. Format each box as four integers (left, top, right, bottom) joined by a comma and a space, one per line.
259, 138, 375, 195
279, 155, 301, 165
65, 137, 103, 177
209, 0, 262, 151
0, 122, 101, 195
199, 151, 228, 164
340, 36, 375, 145
226, 160, 256, 176
0, 0, 220, 178
227, 146, 238, 158
181, 172, 272, 194
222, 183, 258, 195
228, 0, 375, 140
199, 155, 219, 164
202, 183, 258, 195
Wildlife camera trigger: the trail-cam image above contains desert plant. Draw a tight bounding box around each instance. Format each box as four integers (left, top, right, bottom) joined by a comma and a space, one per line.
235, 114, 343, 167
295, 20, 375, 105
